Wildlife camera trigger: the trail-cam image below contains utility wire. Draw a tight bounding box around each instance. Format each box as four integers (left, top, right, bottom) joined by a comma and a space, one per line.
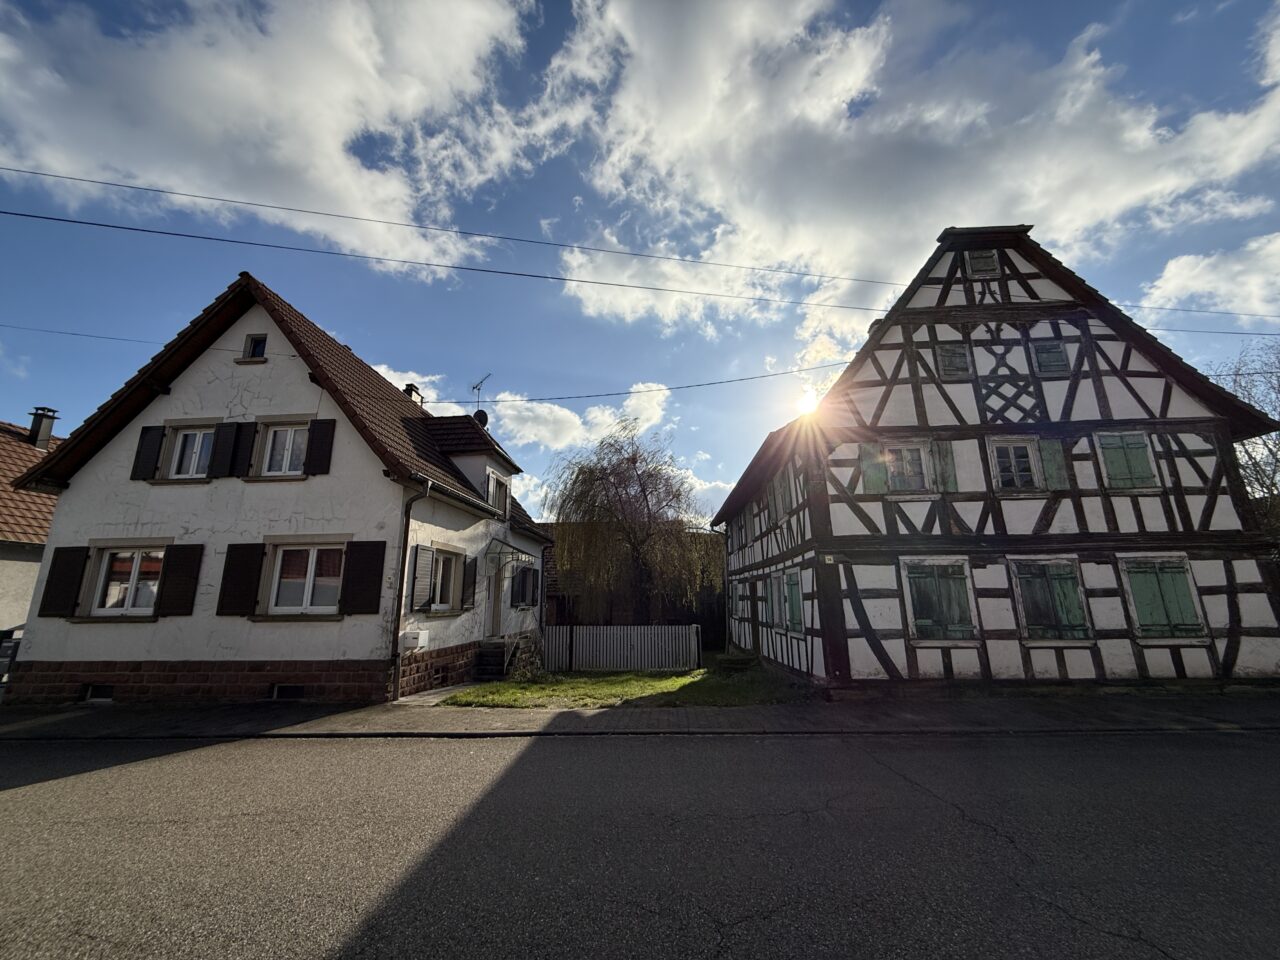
3, 165, 1280, 321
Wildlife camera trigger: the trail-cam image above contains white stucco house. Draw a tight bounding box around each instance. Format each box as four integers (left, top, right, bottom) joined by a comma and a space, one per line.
8, 272, 549, 703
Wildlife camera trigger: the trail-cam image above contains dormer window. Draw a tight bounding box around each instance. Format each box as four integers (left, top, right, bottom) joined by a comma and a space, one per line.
964, 249, 1000, 279
487, 472, 509, 518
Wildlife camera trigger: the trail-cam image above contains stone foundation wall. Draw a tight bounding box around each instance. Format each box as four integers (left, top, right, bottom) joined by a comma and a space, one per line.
3, 659, 393, 704
397, 642, 478, 697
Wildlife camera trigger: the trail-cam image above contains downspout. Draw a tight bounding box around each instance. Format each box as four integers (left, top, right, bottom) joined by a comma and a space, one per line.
390, 473, 432, 701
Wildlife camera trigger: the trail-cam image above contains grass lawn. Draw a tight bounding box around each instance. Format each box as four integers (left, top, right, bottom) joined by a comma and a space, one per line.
440, 655, 813, 709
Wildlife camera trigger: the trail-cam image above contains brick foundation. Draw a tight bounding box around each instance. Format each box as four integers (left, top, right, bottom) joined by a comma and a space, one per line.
3, 659, 394, 705
398, 642, 479, 697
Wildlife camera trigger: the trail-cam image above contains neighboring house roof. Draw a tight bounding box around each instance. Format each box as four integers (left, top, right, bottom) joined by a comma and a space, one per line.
711, 224, 1280, 527
510, 499, 553, 544
0, 422, 60, 544
13, 272, 538, 523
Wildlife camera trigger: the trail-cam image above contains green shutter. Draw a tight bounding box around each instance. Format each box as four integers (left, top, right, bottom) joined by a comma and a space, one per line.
933, 439, 958, 492
938, 565, 975, 639
907, 566, 942, 640
1156, 562, 1203, 638
760, 577, 771, 624
1047, 563, 1089, 639
1039, 439, 1070, 491
1124, 434, 1156, 487
860, 441, 888, 494
1099, 435, 1134, 488
1016, 563, 1058, 640
1126, 561, 1171, 638
786, 571, 803, 631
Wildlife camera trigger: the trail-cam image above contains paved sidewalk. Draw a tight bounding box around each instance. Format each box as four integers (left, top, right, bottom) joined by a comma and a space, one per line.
4, 688, 1280, 739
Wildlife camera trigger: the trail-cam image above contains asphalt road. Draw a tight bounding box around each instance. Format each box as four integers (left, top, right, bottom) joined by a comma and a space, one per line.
1, 731, 1277, 959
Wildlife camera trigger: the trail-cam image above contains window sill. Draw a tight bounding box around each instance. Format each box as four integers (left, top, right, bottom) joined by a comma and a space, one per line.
233, 357, 269, 365
993, 490, 1047, 498
1134, 636, 1210, 647
909, 638, 982, 648
146, 477, 212, 486
414, 610, 464, 620
242, 475, 308, 483
68, 615, 159, 624
1022, 639, 1096, 649
885, 493, 940, 502
248, 614, 344, 622
1105, 487, 1163, 495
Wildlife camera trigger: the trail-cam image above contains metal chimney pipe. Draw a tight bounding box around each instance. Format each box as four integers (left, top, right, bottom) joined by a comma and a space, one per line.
28, 407, 57, 450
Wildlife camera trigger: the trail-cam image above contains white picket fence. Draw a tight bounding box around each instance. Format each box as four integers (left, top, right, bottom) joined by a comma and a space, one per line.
543, 625, 702, 672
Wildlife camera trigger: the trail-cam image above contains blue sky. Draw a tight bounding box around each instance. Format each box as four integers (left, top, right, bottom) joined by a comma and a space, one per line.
3, 0, 1280, 518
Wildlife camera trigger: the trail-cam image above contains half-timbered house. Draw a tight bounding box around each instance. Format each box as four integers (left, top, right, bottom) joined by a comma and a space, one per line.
712, 225, 1280, 684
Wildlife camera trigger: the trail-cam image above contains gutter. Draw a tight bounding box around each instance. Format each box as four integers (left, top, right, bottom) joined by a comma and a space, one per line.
390, 473, 432, 701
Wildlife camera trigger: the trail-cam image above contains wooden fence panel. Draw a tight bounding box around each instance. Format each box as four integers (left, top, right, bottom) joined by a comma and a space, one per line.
542, 626, 701, 672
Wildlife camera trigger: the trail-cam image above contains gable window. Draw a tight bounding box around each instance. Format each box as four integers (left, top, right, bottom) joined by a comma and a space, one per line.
264, 424, 309, 476
1120, 558, 1206, 640
488, 473, 509, 518
270, 545, 344, 615
243, 334, 267, 359
989, 438, 1040, 491
886, 444, 929, 492
170, 428, 216, 479
1031, 341, 1070, 375
93, 548, 165, 616
964, 249, 1000, 279
1013, 562, 1089, 641
935, 343, 973, 379
904, 561, 976, 642
1097, 433, 1157, 490
785, 570, 803, 632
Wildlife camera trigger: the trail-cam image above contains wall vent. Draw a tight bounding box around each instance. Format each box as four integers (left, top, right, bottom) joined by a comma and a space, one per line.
83, 684, 114, 702
271, 684, 305, 701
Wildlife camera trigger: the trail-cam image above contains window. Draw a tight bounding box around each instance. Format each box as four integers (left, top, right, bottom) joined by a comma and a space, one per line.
1014, 562, 1089, 641
904, 562, 976, 642
1097, 433, 1157, 490
432, 552, 458, 609
989, 438, 1040, 491
488, 473, 509, 517
1121, 558, 1205, 640
770, 573, 785, 627
935, 343, 973, 379
263, 424, 308, 476
93, 547, 165, 616
1031, 341, 1070, 375
785, 571, 802, 632
170, 428, 215, 479
270, 545, 344, 614
886, 445, 929, 492
964, 249, 1000, 279
243, 334, 267, 359
511, 565, 539, 608
760, 577, 772, 624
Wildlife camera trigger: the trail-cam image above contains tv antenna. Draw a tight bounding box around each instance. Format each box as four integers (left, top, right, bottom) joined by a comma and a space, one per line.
470, 373, 492, 412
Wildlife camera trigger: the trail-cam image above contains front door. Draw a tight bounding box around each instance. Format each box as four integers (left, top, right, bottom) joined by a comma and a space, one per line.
489, 570, 503, 637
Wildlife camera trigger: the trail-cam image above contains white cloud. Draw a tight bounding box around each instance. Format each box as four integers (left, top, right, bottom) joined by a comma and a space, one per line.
1143, 232, 1280, 323
0, 1, 538, 278
671, 466, 734, 518
372, 364, 468, 415
510, 472, 549, 520
0, 340, 30, 380
494, 382, 671, 449
694, 450, 711, 462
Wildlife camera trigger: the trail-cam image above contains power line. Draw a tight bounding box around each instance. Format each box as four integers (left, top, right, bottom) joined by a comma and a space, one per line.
3, 165, 1280, 322
0, 321, 299, 357
0, 165, 899, 288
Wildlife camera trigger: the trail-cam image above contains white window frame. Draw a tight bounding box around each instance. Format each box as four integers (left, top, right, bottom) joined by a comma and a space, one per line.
964, 249, 1001, 279
268, 544, 345, 615
934, 343, 974, 380
1116, 553, 1210, 647
1030, 341, 1071, 377
884, 441, 933, 495
430, 549, 462, 612
1095, 431, 1161, 493
169, 427, 217, 479
986, 436, 1043, 493
90, 546, 166, 617
487, 470, 510, 518
898, 556, 982, 646
262, 424, 309, 477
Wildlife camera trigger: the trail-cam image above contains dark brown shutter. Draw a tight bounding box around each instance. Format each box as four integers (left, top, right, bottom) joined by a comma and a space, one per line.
461, 556, 478, 609
231, 422, 258, 477
216, 543, 265, 616
130, 426, 166, 480
303, 419, 336, 475
531, 568, 540, 607
38, 546, 90, 617
206, 423, 240, 478
340, 540, 386, 615
155, 544, 204, 616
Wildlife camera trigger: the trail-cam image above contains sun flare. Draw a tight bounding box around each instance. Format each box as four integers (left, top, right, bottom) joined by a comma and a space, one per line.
797, 386, 819, 414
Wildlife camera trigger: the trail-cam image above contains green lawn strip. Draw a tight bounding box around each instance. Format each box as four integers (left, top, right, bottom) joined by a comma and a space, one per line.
440, 662, 812, 709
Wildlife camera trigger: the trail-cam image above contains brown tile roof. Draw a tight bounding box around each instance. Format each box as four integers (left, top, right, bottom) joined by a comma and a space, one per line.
424, 415, 520, 472
14, 273, 538, 522
0, 422, 60, 544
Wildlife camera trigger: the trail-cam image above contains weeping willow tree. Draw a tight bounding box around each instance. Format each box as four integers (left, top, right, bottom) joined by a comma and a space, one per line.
547, 421, 723, 624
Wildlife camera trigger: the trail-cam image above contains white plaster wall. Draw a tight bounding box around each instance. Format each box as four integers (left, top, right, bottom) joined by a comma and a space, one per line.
20, 306, 403, 663
0, 544, 43, 633
450, 453, 511, 502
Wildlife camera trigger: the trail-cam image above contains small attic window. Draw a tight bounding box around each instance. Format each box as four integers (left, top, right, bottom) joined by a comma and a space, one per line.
964, 249, 1001, 279
242, 335, 268, 360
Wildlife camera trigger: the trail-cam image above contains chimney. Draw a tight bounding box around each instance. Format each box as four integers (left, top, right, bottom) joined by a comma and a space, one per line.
28, 407, 57, 450
403, 383, 423, 405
